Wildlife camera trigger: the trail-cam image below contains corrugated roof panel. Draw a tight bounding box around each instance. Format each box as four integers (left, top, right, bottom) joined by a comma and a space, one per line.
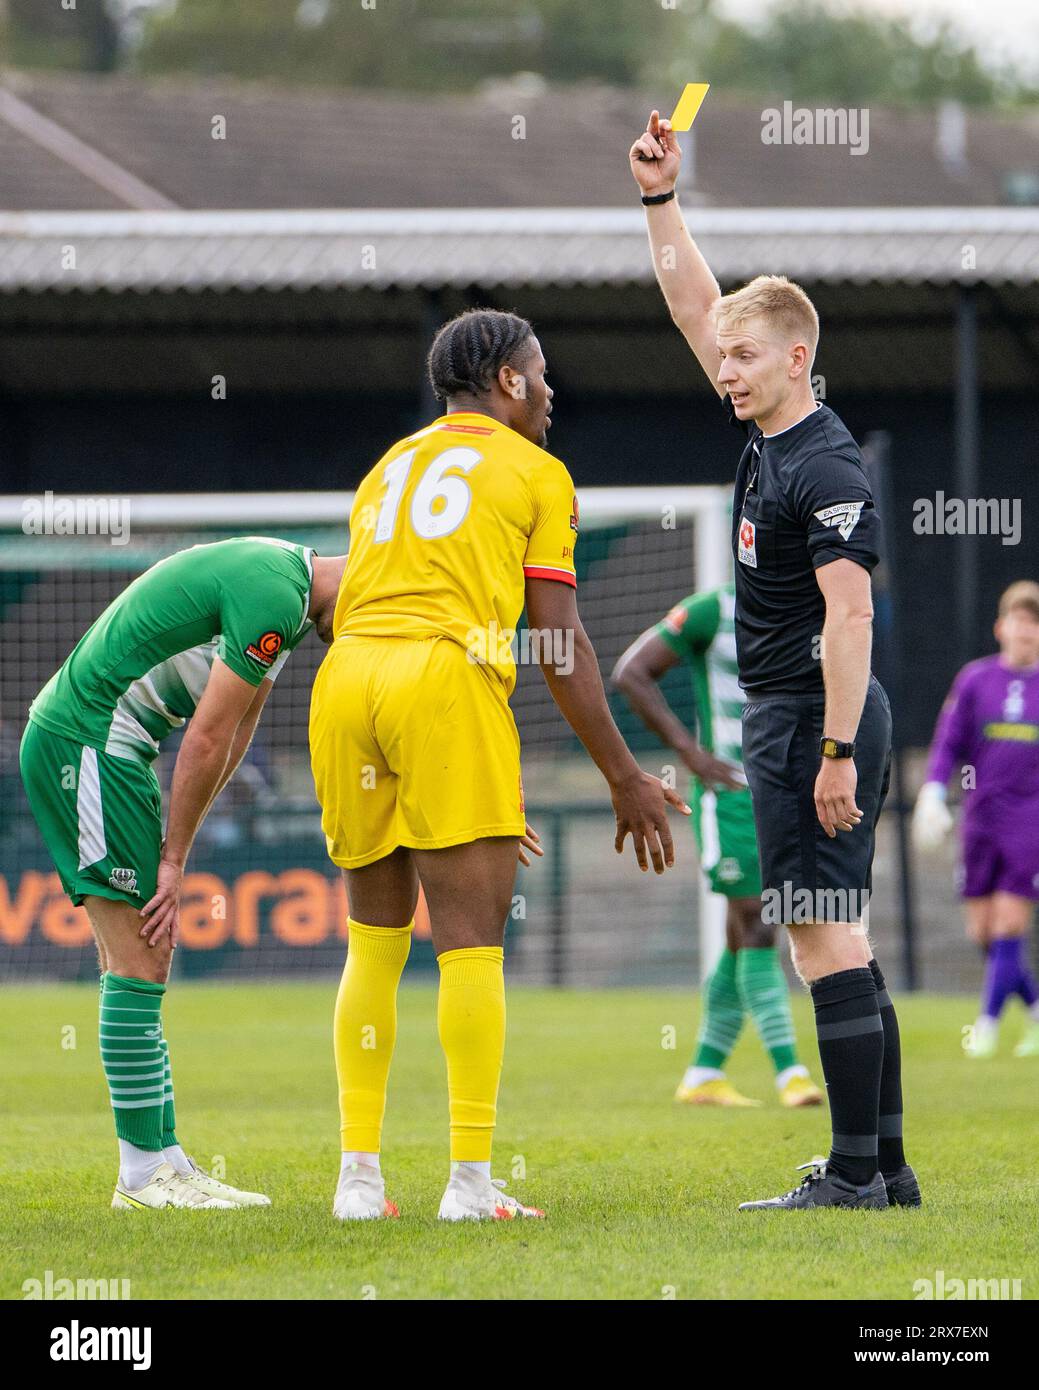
0, 209, 1036, 291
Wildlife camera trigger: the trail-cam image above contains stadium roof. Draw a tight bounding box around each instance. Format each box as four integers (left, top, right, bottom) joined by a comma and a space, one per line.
1, 72, 1038, 213
0, 207, 1036, 291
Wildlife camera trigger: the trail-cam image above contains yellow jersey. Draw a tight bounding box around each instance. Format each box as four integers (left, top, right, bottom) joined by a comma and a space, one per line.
334, 412, 579, 695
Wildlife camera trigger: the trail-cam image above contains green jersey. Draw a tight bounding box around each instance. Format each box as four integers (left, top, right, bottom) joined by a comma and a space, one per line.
653, 583, 745, 770
29, 537, 314, 765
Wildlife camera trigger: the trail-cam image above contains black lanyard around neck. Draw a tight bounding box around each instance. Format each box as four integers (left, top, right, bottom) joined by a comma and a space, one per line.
742, 436, 763, 509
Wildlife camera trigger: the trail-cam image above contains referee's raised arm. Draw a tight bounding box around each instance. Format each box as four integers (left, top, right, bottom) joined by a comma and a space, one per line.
629, 110, 726, 397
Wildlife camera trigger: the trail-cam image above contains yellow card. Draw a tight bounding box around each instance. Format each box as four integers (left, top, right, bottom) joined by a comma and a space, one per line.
669, 83, 710, 131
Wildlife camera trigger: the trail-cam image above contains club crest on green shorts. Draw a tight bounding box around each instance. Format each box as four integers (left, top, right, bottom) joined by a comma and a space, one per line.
109, 867, 139, 895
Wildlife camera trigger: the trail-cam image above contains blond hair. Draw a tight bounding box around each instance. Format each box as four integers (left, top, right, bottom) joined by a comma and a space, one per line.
714, 275, 820, 364
998, 580, 1039, 621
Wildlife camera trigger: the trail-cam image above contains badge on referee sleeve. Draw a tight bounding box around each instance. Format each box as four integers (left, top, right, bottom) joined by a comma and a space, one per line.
812, 502, 864, 541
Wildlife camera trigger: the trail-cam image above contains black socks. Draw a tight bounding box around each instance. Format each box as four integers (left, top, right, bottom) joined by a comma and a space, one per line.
810, 967, 884, 1186
869, 957, 907, 1177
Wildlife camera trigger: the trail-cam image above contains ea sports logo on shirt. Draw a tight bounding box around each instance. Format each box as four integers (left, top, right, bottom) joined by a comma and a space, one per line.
813, 502, 863, 541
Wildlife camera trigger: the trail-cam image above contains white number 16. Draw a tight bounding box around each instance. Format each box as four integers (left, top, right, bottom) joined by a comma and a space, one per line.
373, 445, 481, 543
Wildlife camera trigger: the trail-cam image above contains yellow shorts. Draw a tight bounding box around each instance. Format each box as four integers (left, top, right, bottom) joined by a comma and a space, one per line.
310, 635, 525, 870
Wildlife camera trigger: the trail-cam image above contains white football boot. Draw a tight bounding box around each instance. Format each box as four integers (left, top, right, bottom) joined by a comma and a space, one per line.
437, 1166, 545, 1222
112, 1161, 236, 1210
182, 1158, 271, 1207
333, 1161, 399, 1220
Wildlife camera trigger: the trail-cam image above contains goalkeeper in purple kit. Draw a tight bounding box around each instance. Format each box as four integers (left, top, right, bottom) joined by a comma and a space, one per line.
913, 582, 1039, 1058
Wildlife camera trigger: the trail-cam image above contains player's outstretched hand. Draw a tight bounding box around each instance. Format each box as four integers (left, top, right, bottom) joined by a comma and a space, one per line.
684, 747, 746, 791
629, 109, 681, 195
814, 758, 864, 838
518, 823, 544, 868
139, 857, 183, 947
611, 769, 691, 874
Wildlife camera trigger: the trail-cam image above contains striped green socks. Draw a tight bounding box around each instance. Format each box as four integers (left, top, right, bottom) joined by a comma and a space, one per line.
99, 972, 166, 1151
735, 947, 798, 1074
693, 948, 745, 1069
159, 1037, 179, 1149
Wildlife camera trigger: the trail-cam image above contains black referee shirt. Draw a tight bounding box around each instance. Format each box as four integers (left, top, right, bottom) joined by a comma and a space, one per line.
727, 397, 882, 694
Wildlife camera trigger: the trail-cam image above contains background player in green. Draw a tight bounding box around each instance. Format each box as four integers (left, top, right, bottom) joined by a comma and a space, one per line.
20, 537, 346, 1210
613, 583, 822, 1107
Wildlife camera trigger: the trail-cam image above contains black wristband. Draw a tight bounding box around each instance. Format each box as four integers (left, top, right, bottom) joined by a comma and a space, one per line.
641, 189, 676, 206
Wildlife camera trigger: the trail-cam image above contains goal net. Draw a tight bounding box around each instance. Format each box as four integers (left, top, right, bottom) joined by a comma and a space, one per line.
0, 487, 731, 986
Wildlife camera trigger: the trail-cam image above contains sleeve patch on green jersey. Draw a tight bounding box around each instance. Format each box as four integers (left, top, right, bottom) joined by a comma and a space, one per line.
663, 603, 688, 636
244, 631, 284, 668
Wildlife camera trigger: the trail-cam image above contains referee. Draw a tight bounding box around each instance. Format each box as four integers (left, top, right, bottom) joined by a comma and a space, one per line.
630, 110, 920, 1210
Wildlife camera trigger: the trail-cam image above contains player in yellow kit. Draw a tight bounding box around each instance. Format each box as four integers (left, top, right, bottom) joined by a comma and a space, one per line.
310, 308, 688, 1221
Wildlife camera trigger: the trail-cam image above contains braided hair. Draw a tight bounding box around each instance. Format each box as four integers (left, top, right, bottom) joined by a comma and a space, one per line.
427, 308, 535, 402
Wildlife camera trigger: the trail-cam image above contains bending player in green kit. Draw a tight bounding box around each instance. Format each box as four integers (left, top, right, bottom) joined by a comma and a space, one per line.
613, 583, 822, 1107
21, 537, 346, 1209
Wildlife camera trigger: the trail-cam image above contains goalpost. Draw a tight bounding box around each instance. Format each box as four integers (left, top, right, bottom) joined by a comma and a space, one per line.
0, 485, 732, 983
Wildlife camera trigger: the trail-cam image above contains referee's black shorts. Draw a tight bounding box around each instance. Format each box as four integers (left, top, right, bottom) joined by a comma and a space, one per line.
741, 676, 892, 924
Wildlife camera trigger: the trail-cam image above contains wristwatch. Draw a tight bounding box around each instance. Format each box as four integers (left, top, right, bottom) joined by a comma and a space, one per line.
819, 736, 856, 759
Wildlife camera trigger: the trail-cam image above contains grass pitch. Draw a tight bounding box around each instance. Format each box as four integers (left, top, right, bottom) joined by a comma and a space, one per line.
2, 983, 1036, 1300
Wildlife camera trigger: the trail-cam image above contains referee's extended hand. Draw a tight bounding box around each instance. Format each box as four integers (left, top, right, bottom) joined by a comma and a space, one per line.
814, 758, 864, 838
629, 109, 681, 195
611, 768, 691, 874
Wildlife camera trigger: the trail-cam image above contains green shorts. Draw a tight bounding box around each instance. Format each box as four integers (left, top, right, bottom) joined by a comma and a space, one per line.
690, 782, 762, 898
19, 720, 162, 908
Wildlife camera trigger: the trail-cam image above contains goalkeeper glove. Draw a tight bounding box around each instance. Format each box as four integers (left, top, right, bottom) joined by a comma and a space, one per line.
912, 781, 953, 852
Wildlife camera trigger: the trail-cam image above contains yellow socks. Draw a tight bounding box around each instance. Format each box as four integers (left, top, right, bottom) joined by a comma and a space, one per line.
437, 946, 506, 1163
335, 930, 506, 1165
334, 918, 413, 1153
